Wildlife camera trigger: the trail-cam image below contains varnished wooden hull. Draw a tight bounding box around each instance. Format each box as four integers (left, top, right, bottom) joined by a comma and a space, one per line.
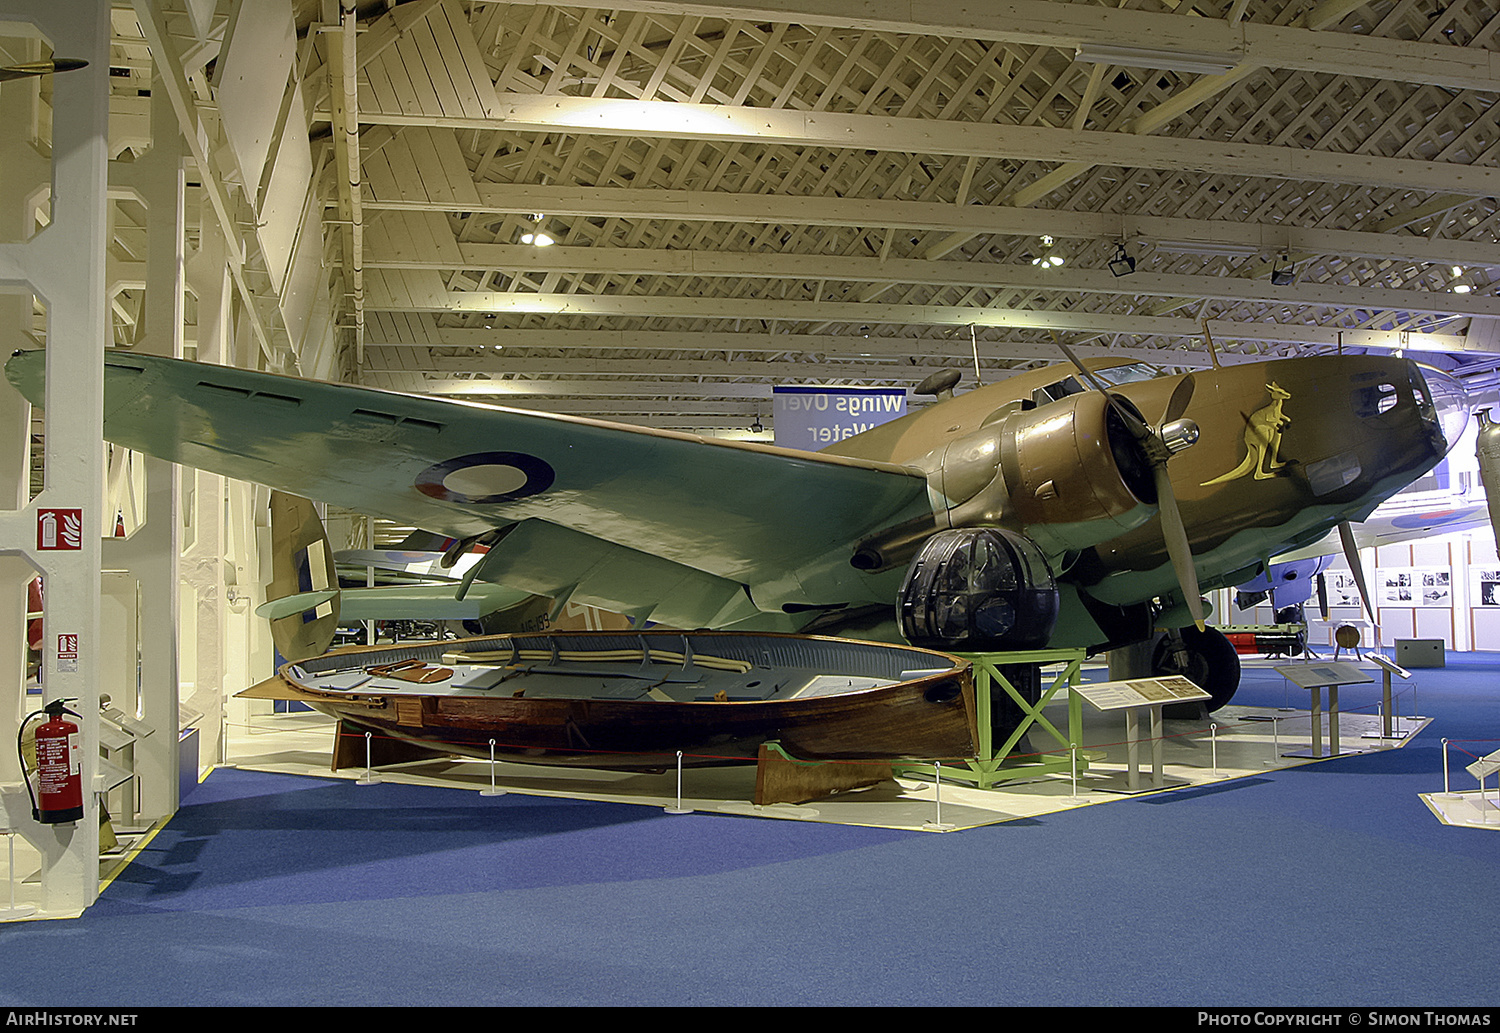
244, 630, 977, 771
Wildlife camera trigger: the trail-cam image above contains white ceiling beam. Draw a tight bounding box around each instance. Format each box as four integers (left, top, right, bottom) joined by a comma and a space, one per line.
366, 185, 1500, 270
372, 356, 1055, 379
494, 398, 769, 415
482, 0, 1500, 94
422, 380, 780, 398
344, 96, 1500, 198
369, 243, 1500, 319
367, 290, 1486, 353
364, 327, 1221, 365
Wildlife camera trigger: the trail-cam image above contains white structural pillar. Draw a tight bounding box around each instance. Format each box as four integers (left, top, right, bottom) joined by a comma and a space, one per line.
0, 21, 47, 784
0, 0, 110, 915
101, 78, 184, 821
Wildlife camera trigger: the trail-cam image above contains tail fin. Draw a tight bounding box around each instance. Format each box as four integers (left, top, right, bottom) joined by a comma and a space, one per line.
259, 491, 341, 662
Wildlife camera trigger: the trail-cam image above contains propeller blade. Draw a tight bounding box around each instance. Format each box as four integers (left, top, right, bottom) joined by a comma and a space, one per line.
0, 58, 87, 82
1162, 373, 1196, 426
1155, 465, 1205, 631
1316, 571, 1330, 623
1337, 521, 1377, 627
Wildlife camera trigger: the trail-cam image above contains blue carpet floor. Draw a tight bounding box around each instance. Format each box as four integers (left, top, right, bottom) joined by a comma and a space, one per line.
0, 655, 1496, 1008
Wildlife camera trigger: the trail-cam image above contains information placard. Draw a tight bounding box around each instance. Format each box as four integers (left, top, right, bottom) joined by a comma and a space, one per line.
1075, 676, 1210, 712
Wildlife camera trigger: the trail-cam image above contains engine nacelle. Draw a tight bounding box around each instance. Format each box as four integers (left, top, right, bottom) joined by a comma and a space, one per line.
937, 391, 1158, 556
897, 527, 1059, 652
857, 391, 1160, 573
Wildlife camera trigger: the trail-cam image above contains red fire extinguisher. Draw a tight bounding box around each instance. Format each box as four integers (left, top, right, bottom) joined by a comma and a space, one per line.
18, 699, 84, 824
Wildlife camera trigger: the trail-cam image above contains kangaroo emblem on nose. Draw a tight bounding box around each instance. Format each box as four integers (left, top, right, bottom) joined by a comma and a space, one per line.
1201, 382, 1292, 486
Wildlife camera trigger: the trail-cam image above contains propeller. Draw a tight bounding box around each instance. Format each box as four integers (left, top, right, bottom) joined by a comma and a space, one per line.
1052, 334, 1204, 629
0, 58, 88, 83
1316, 571, 1330, 623
1337, 520, 1378, 630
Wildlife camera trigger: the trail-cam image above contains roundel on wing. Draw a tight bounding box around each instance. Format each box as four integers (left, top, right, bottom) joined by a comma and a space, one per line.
1390, 508, 1461, 530
415, 451, 556, 504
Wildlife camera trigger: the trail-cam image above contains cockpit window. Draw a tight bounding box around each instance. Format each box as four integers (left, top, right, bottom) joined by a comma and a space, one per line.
1413, 363, 1470, 455
1352, 383, 1399, 419
1091, 363, 1160, 387
1037, 376, 1084, 402
1036, 363, 1160, 404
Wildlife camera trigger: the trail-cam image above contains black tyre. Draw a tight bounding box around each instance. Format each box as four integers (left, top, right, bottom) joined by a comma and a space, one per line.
1151, 625, 1242, 711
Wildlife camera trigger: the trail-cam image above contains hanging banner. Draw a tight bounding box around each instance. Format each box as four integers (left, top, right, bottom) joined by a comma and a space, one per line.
772, 387, 906, 451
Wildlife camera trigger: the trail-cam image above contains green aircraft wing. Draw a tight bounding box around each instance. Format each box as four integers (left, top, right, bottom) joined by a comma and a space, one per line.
7, 350, 931, 625
255, 582, 531, 622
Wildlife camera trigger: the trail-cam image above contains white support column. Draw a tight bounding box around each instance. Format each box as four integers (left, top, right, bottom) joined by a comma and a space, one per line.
181, 198, 229, 773
100, 79, 184, 821
0, 25, 47, 782
0, 0, 110, 916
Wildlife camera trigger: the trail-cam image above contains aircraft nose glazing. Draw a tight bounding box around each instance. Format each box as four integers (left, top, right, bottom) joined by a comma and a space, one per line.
1413, 363, 1470, 455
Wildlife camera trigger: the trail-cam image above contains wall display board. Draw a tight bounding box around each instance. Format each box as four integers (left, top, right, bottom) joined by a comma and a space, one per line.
1379, 566, 1453, 606
1473, 568, 1500, 607
772, 387, 906, 450
1328, 570, 1364, 608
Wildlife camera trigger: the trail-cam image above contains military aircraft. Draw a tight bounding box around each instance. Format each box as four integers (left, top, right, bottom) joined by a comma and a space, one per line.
4, 346, 1468, 714
259, 490, 628, 661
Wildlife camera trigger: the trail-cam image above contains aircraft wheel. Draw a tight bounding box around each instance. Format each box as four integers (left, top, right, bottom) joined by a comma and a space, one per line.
1151, 625, 1241, 711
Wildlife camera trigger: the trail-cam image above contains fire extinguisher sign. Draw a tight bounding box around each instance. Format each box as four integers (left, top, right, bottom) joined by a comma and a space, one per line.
37, 508, 83, 550
57, 633, 78, 673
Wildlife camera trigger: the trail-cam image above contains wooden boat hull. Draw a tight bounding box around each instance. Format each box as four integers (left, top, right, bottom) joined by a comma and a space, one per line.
241, 630, 977, 771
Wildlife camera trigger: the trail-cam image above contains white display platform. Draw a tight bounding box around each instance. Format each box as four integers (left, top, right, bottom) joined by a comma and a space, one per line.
223, 664, 1431, 834
1419, 791, 1500, 830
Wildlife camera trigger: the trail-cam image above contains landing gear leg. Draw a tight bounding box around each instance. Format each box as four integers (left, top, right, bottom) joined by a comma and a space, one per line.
1151, 625, 1242, 712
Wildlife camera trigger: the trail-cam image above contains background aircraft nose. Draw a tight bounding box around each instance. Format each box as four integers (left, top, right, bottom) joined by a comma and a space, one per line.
1416, 364, 1470, 454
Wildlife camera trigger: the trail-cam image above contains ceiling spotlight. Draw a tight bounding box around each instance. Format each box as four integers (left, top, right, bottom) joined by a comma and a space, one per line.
1108, 243, 1136, 277
1031, 235, 1065, 268
1270, 254, 1296, 287
521, 212, 554, 246
1454, 283, 1474, 294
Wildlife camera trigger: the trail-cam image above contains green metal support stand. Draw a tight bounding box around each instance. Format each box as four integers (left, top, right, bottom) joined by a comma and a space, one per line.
898, 648, 1088, 789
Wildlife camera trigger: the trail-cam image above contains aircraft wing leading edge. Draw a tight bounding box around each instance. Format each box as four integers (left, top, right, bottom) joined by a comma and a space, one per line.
6, 350, 932, 624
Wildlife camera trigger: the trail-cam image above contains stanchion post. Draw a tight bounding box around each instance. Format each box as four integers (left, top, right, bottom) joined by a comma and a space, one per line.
1442, 738, 1451, 796
1211, 723, 1218, 776
357, 731, 381, 785
664, 750, 693, 814
480, 738, 507, 797
923, 759, 955, 831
